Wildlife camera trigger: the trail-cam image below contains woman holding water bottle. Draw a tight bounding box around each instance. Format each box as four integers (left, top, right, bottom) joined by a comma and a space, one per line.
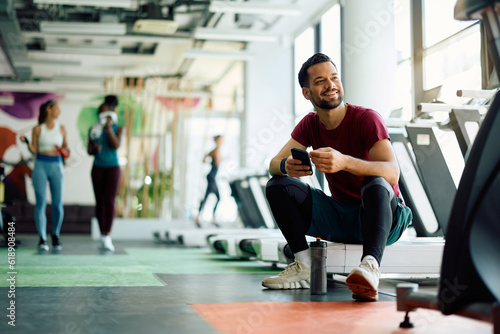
21, 100, 69, 252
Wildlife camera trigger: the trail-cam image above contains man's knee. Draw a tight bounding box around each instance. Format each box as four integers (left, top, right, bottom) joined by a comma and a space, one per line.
361, 176, 394, 203
362, 175, 387, 187
266, 176, 285, 200
266, 175, 300, 201
362, 176, 392, 192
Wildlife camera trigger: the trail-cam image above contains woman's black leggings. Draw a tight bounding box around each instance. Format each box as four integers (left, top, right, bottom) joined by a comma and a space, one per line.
91, 165, 121, 235
265, 175, 397, 265
199, 179, 220, 215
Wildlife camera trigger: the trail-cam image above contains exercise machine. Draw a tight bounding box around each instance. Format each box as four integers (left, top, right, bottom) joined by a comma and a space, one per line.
207, 229, 283, 259
271, 237, 444, 276
405, 124, 459, 235
397, 2, 500, 330
165, 175, 277, 248
397, 89, 500, 332
390, 128, 441, 237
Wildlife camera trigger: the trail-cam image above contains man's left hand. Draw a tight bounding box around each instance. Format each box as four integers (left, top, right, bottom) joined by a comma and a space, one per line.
309, 147, 346, 174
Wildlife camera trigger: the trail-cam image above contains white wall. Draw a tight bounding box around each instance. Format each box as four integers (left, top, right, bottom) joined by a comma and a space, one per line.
241, 0, 336, 172
57, 93, 97, 205
243, 43, 295, 172
342, 0, 397, 118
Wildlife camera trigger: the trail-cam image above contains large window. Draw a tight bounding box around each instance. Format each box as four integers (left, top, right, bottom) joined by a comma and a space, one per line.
293, 3, 341, 117
424, 26, 481, 103
182, 116, 240, 222
394, 0, 482, 119
320, 4, 341, 76
423, 0, 481, 105
294, 0, 484, 120
423, 0, 477, 48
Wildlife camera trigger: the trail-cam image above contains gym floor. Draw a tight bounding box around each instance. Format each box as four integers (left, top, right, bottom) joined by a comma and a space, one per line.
0, 234, 493, 334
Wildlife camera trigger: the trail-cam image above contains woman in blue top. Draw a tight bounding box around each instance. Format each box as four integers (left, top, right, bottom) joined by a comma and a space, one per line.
88, 95, 123, 252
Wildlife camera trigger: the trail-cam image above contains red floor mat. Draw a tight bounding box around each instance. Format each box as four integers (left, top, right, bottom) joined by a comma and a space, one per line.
193, 301, 492, 334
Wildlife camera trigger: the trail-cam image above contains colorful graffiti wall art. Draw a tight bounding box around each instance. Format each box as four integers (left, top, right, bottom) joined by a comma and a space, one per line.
0, 92, 59, 204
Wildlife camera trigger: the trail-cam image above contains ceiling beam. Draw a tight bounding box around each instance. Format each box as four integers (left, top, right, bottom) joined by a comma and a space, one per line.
40, 22, 127, 36
194, 27, 278, 42
23, 31, 192, 43
183, 48, 254, 61
209, 1, 301, 16
33, 0, 135, 9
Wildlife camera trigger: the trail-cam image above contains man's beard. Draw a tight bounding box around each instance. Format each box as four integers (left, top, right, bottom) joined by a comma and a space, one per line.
312, 93, 343, 110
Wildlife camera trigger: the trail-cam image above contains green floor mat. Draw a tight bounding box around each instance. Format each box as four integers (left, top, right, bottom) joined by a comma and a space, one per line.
0, 242, 279, 288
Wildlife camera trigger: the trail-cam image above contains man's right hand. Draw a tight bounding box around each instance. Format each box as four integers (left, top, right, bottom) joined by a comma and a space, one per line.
285, 156, 313, 177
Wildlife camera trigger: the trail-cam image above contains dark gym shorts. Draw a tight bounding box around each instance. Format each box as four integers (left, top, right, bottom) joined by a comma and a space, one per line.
306, 186, 413, 245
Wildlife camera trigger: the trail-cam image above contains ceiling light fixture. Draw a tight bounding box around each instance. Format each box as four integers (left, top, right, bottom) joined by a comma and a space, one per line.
209, 1, 301, 16
34, 0, 134, 9
14, 58, 81, 67
23, 31, 191, 44
194, 28, 277, 42
183, 48, 254, 61
132, 19, 179, 35
40, 22, 127, 36
45, 44, 121, 56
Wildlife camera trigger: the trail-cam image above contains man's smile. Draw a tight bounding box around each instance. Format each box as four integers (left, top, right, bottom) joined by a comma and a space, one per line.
323, 89, 339, 98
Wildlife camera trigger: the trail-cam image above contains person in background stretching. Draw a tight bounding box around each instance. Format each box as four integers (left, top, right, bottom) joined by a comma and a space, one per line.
88, 95, 123, 252
22, 100, 69, 251
195, 135, 223, 228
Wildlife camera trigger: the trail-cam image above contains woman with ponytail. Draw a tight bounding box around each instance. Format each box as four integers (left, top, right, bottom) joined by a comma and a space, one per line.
22, 100, 69, 251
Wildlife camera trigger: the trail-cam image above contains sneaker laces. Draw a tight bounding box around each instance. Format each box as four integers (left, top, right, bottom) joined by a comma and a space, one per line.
279, 261, 302, 276
361, 258, 381, 277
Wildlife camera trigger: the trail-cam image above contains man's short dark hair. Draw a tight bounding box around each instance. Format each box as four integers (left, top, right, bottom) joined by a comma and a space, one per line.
298, 53, 337, 88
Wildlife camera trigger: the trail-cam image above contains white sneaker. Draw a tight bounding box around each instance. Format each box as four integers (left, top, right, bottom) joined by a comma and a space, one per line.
100, 236, 115, 252
262, 260, 310, 290
345, 255, 381, 301
38, 238, 49, 252
52, 235, 62, 251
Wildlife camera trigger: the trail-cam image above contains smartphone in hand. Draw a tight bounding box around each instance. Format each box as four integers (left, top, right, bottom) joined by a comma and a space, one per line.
291, 148, 313, 175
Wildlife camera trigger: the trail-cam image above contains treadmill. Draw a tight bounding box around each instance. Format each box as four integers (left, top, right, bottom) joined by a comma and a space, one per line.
168, 175, 279, 248
205, 175, 282, 257
397, 1, 500, 330
390, 128, 441, 237
405, 123, 458, 236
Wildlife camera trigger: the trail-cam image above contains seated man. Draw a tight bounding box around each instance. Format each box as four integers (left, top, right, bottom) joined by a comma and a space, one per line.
262, 53, 412, 301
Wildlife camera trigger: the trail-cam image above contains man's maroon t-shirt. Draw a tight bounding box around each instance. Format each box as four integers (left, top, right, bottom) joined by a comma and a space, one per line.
291, 104, 401, 203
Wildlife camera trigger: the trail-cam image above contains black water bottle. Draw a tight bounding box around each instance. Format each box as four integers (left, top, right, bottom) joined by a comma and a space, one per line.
310, 237, 327, 295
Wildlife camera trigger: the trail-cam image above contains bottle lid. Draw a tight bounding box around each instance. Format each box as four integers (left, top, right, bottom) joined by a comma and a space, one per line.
309, 237, 326, 248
